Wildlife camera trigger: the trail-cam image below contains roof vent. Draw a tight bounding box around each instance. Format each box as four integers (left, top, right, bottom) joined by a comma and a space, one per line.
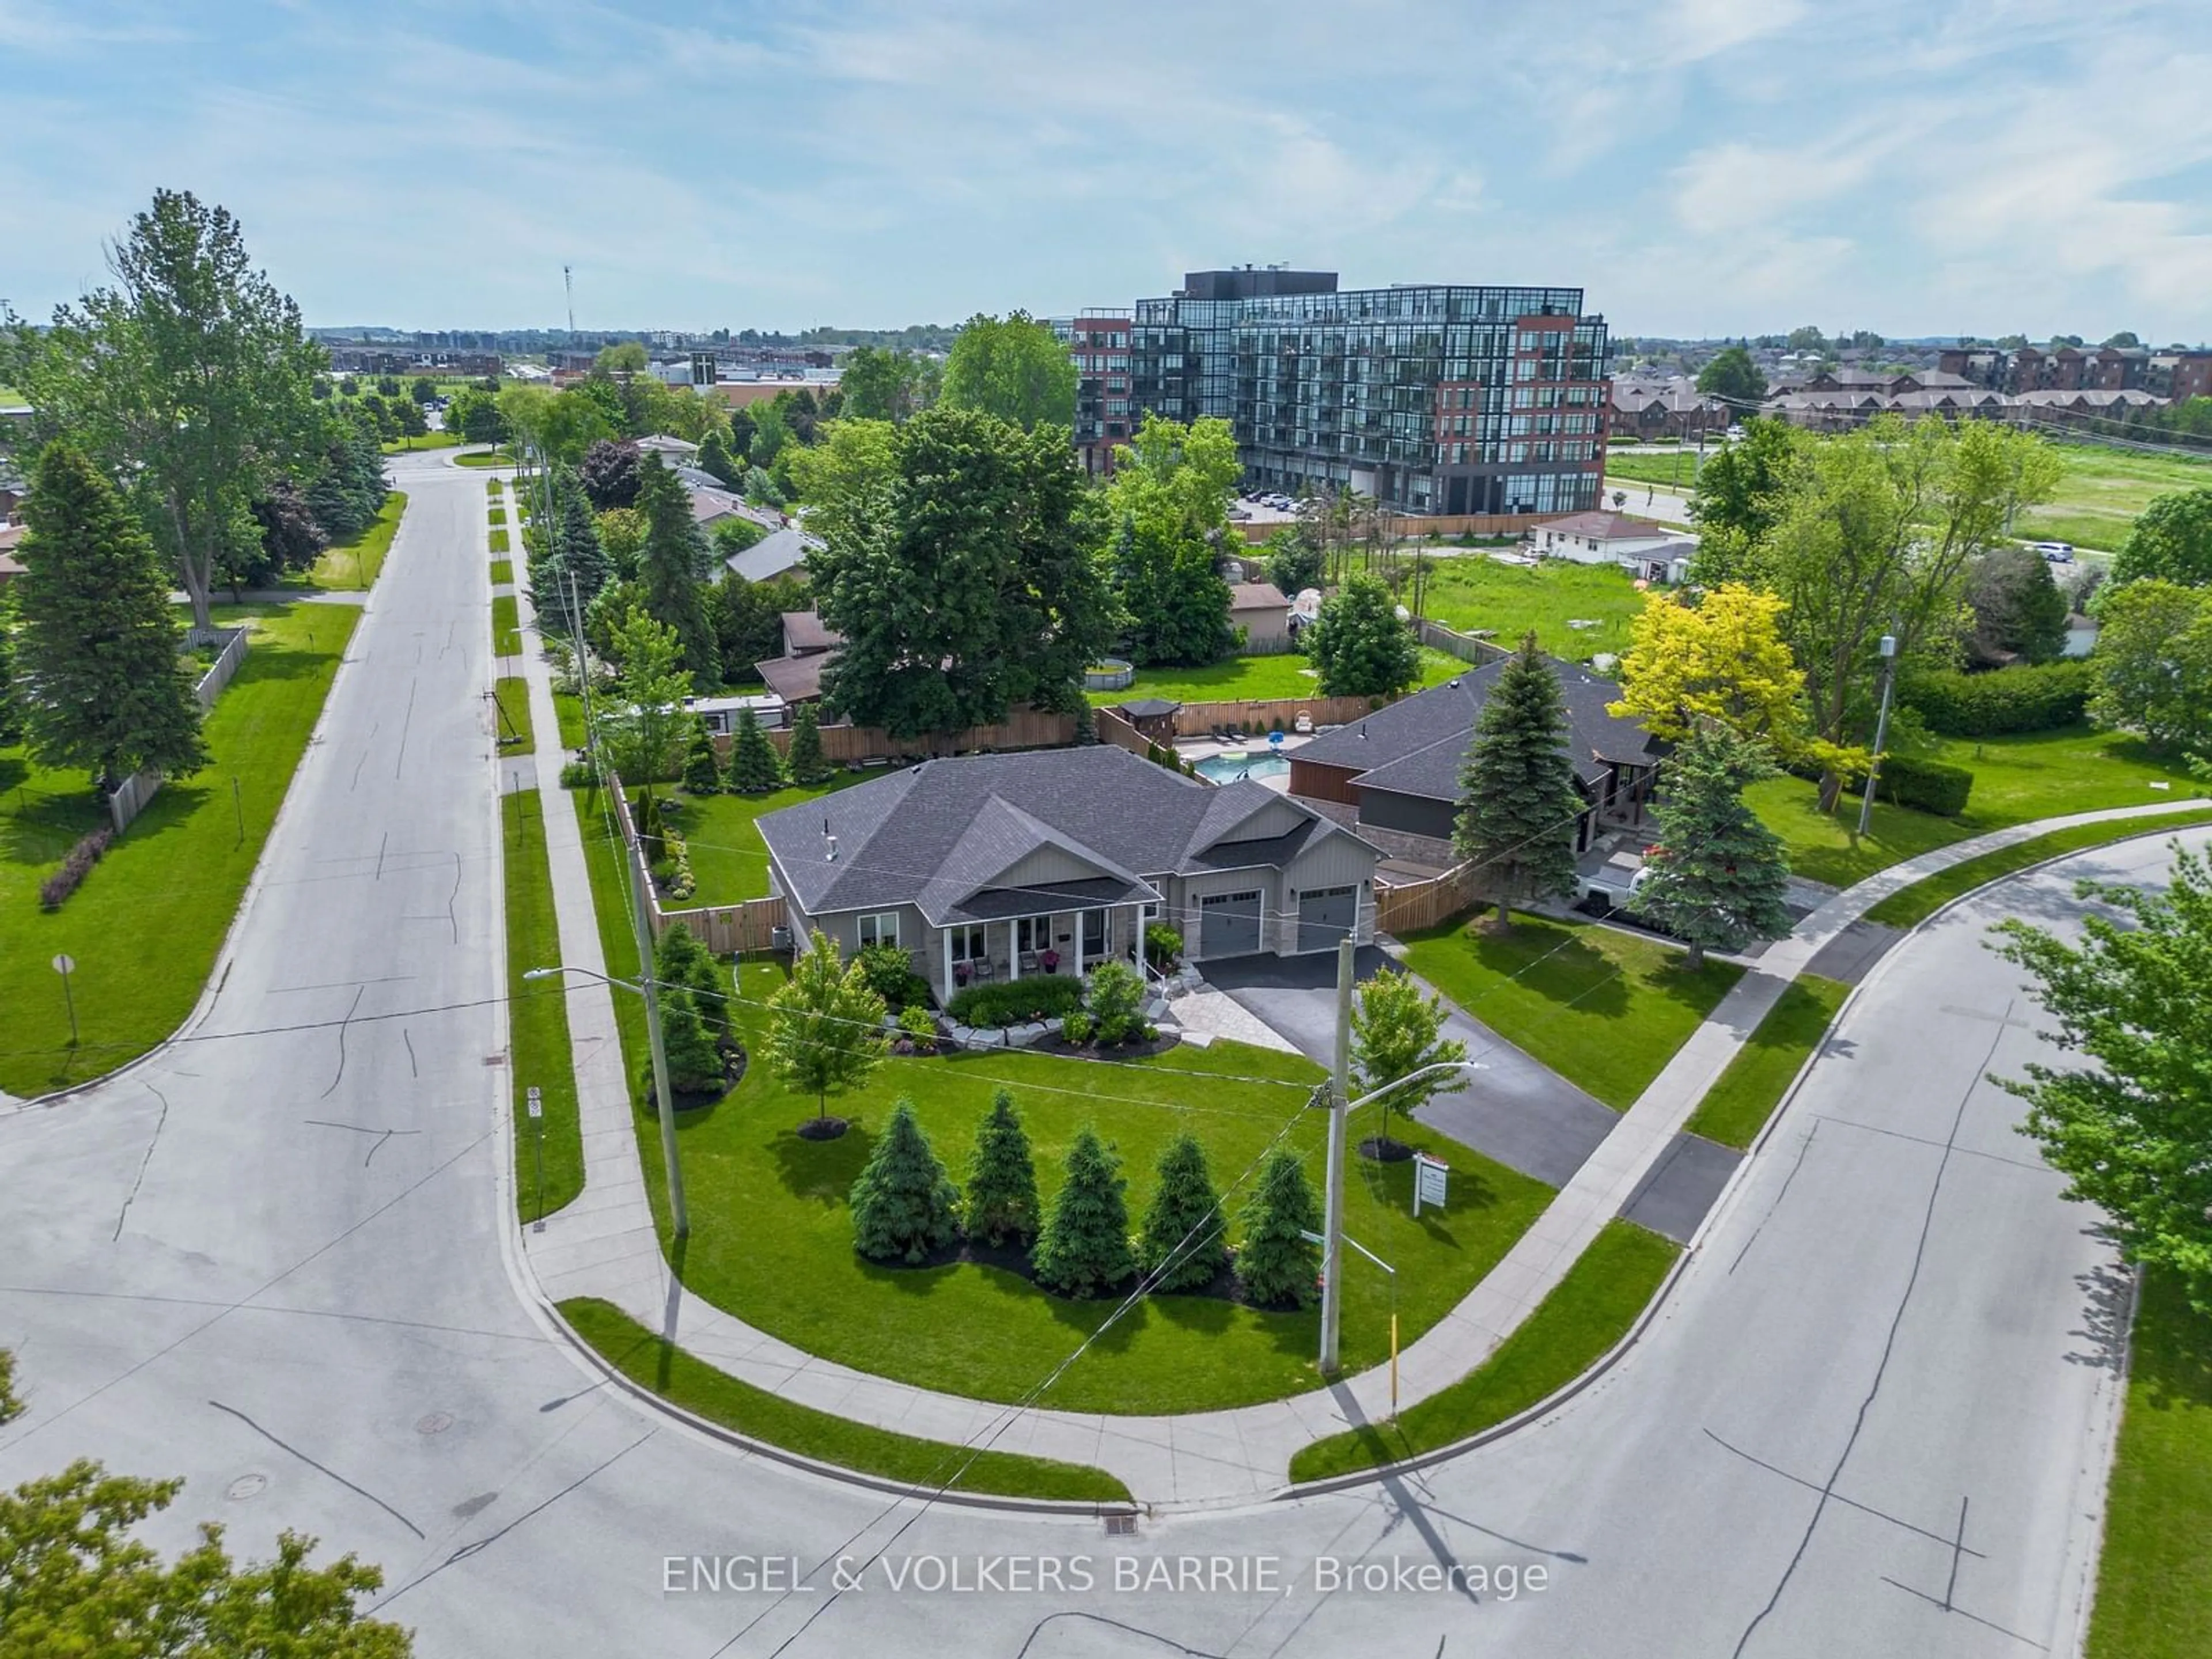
825, 834, 839, 862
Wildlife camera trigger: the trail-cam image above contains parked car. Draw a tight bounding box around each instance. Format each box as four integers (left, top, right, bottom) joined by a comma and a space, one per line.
2027, 540, 2075, 563
1578, 849, 1653, 914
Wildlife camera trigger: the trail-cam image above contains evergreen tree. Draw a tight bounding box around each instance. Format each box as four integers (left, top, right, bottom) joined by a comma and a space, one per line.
656, 921, 730, 1041
682, 718, 724, 794
1451, 633, 1582, 930
785, 700, 832, 785
1137, 1132, 1228, 1293
0, 606, 20, 744
13, 443, 209, 796
849, 1099, 963, 1264
964, 1089, 1041, 1247
645, 966, 726, 1099
634, 452, 721, 689
728, 706, 785, 793
544, 464, 610, 617
1031, 1128, 1135, 1297
1634, 725, 1794, 971
1236, 1152, 1321, 1310
698, 427, 740, 487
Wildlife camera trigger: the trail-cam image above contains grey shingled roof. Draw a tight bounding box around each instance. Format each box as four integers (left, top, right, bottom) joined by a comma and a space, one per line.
1296, 658, 1656, 802
760, 747, 1368, 921
719, 525, 814, 585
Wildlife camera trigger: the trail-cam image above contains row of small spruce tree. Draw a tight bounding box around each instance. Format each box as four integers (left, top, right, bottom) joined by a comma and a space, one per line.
850, 1090, 1324, 1307
681, 703, 833, 796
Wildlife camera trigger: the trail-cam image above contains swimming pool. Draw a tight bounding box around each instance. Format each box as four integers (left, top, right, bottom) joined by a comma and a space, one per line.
1195, 751, 1291, 784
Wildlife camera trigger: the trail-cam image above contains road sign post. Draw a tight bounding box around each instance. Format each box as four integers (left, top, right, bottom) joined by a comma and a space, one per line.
51, 954, 78, 1047
526, 1085, 545, 1231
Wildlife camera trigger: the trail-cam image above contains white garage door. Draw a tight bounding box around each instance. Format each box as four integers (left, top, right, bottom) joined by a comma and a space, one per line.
1296, 885, 1358, 953
1198, 890, 1264, 959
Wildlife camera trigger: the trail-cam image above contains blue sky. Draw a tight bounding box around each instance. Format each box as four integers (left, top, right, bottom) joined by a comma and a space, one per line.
5, 0, 2210, 342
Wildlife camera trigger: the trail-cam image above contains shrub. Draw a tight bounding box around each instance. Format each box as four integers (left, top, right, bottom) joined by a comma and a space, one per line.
1849, 753, 1974, 818
1084, 960, 1146, 1044
848, 1100, 961, 1264
1144, 923, 1184, 970
559, 756, 599, 789
681, 721, 724, 794
1900, 660, 2091, 737
1060, 1010, 1094, 1046
965, 1090, 1040, 1246
855, 943, 930, 1011
945, 977, 1084, 1028
896, 1003, 938, 1054
39, 825, 115, 910
652, 830, 698, 902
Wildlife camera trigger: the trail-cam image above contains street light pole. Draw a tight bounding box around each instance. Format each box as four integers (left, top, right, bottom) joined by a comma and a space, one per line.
1857, 632, 1900, 839
1320, 935, 1354, 1374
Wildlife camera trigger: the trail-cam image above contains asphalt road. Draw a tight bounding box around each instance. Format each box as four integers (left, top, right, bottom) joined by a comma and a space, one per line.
0, 450, 2158, 1657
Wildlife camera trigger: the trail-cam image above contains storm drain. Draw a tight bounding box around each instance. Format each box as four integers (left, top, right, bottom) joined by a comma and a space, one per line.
227, 1474, 267, 1501
1104, 1513, 1138, 1536
416, 1411, 455, 1435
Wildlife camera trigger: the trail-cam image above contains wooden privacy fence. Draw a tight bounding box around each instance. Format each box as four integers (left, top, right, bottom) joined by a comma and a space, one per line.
1169, 694, 1381, 736
108, 626, 253, 835
608, 769, 789, 952
1373, 858, 1483, 935
1093, 705, 1154, 759
1414, 618, 1512, 669
714, 706, 1079, 764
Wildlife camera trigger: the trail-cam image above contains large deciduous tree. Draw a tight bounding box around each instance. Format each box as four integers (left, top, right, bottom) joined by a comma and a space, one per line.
1964, 545, 2069, 665
1610, 582, 1805, 744
596, 608, 691, 806
1687, 418, 1804, 585
5, 190, 325, 640
2088, 578, 2212, 755
1452, 635, 1582, 929
2112, 487, 2212, 588
1105, 414, 1238, 667
14, 443, 209, 797
1349, 969, 1467, 1149
578, 438, 642, 510
1995, 844, 2212, 1311
1694, 345, 1767, 414
766, 929, 886, 1129
1305, 574, 1419, 698
839, 346, 934, 422
1748, 415, 2061, 808
810, 406, 1114, 738
940, 312, 1077, 431
1634, 725, 1793, 971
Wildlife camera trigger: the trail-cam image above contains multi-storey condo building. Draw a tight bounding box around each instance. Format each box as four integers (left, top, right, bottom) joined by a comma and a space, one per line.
1128, 267, 1610, 517
1051, 311, 1136, 476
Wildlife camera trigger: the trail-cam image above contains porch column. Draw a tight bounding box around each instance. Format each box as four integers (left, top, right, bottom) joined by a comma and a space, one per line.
1071, 911, 1083, 976
942, 928, 954, 1002
1006, 920, 1019, 980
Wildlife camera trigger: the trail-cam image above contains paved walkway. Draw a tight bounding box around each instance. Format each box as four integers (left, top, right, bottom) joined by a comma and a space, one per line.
505, 584, 2212, 1509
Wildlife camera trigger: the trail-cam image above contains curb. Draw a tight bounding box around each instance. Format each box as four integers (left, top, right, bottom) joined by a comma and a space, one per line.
1275, 813, 2212, 1503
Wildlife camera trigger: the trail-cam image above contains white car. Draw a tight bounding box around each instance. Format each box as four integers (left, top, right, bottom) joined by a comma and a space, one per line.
2026, 540, 2075, 563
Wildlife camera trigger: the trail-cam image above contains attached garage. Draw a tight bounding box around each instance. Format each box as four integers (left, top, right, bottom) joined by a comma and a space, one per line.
1296, 885, 1358, 954
1198, 889, 1264, 960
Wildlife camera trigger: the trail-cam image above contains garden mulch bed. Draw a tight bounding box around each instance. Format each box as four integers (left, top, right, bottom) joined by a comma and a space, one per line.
1027, 1030, 1182, 1062
865, 1235, 1287, 1311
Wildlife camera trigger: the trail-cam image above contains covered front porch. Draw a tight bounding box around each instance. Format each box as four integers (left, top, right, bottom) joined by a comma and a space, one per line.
929, 878, 1156, 1003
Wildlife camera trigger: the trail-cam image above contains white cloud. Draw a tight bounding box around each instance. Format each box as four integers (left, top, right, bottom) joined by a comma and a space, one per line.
1671, 141, 1873, 236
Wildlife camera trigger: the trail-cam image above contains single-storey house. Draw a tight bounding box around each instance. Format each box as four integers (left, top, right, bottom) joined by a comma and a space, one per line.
637, 433, 700, 461
688, 484, 753, 534
1289, 658, 1660, 861
759, 748, 1384, 1001
1230, 581, 1295, 652
718, 524, 815, 586
1529, 511, 1697, 583
753, 609, 844, 706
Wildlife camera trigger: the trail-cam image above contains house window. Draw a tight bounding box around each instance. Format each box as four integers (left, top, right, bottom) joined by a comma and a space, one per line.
857, 912, 900, 949
948, 924, 987, 963
1082, 910, 1107, 956
1017, 917, 1050, 954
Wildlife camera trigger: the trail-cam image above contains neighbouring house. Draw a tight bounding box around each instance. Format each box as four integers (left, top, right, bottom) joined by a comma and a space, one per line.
753, 609, 844, 706
1230, 581, 1295, 653
1112, 698, 1182, 744
637, 433, 700, 461
1288, 660, 1660, 863
1528, 510, 1696, 583
759, 747, 1384, 1001
0, 522, 23, 588
717, 524, 815, 586
688, 484, 753, 534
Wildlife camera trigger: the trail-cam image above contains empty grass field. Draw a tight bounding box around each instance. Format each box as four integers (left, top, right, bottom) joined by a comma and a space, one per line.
491, 594, 520, 657
2015, 442, 2212, 552
1417, 556, 1657, 661
1084, 647, 1464, 708
0, 602, 361, 1096
309, 490, 406, 590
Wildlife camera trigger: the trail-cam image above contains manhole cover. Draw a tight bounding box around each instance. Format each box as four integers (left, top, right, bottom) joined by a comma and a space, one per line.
415, 1411, 454, 1435
227, 1474, 267, 1501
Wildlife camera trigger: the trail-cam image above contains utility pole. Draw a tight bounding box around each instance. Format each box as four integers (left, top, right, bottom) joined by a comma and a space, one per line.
625, 802, 691, 1239
564, 265, 577, 337
1858, 632, 1900, 839
1319, 934, 1354, 1374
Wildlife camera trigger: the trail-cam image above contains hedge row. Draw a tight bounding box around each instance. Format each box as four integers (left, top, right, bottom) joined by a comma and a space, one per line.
1846, 753, 1975, 818
1900, 660, 2090, 737
39, 826, 115, 910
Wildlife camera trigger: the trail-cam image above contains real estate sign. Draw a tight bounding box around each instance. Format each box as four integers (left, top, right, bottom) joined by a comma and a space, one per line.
1413, 1153, 1448, 1215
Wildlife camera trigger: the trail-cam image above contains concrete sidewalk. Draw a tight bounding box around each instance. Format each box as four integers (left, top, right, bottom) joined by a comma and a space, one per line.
508, 575, 2212, 1508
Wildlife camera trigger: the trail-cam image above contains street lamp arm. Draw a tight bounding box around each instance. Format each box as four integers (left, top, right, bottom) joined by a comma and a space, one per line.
1343, 1059, 1484, 1115
523, 963, 651, 997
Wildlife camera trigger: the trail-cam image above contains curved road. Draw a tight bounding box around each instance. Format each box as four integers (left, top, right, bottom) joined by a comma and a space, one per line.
0, 452, 2160, 1656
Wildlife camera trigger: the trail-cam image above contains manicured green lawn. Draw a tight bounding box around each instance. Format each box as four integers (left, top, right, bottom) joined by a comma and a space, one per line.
488, 506, 507, 526
505, 792, 581, 1220
491, 594, 520, 658
571, 789, 1557, 1413
553, 691, 586, 752
1400, 915, 1744, 1109
1684, 976, 1850, 1150
380, 430, 465, 454
2017, 443, 2212, 552
310, 491, 406, 590
1751, 725, 2207, 889
671, 778, 861, 904
493, 675, 534, 756
1604, 448, 1703, 491
1289, 1219, 1679, 1482
486, 477, 505, 497
489, 559, 513, 585
488, 529, 510, 554
454, 448, 518, 469
0, 603, 361, 1096
2086, 1270, 2212, 1658
1865, 809, 2212, 929
1084, 648, 1463, 709
1417, 556, 1658, 661
561, 1298, 1128, 1502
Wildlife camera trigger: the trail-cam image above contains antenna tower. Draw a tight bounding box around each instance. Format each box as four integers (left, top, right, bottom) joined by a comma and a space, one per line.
563, 265, 576, 335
